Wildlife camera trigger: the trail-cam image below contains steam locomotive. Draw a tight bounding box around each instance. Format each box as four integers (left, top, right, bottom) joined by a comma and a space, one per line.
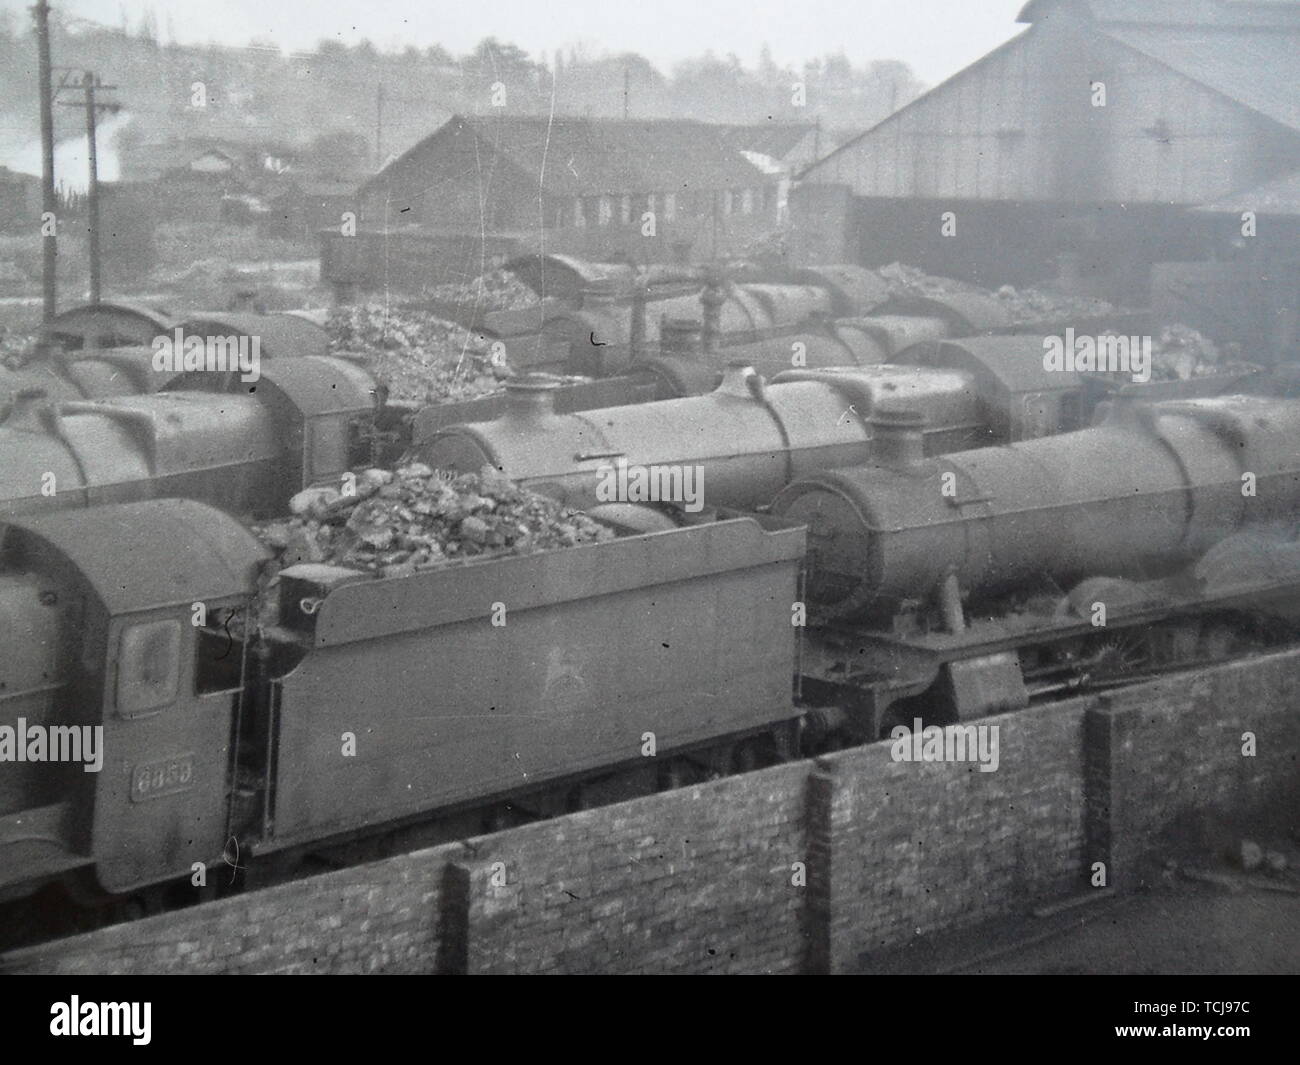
2, 332, 1232, 523
1, 340, 1297, 937
7, 260, 1149, 413
1, 304, 331, 406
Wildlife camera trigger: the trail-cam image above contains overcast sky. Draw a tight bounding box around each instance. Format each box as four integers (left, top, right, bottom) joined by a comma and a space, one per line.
4, 0, 1031, 84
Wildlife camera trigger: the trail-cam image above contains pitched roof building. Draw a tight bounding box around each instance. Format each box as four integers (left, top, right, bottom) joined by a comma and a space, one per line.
791, 0, 1300, 355
800, 0, 1300, 206
720, 123, 820, 174
359, 115, 782, 262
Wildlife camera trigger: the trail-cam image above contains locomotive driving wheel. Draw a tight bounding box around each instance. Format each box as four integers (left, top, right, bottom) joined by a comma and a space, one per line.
1084, 633, 1151, 681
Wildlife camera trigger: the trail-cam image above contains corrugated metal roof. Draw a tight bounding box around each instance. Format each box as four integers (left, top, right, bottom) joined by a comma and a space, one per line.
1100, 24, 1300, 132
1194, 167, 1300, 213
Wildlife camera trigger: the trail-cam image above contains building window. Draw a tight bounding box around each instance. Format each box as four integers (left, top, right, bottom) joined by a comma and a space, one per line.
598, 196, 613, 227
664, 192, 676, 223
741, 188, 754, 216
620, 195, 631, 225
723, 190, 734, 216
574, 197, 586, 228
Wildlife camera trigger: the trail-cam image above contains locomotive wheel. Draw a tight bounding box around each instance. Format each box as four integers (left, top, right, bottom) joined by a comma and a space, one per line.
1094, 634, 1149, 677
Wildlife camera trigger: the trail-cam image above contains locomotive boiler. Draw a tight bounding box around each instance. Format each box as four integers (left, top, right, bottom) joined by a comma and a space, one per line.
417, 337, 1104, 512
0, 346, 185, 406
0, 357, 377, 519
773, 394, 1300, 618
419, 364, 987, 513
776, 394, 1300, 733
0, 305, 333, 407
0, 331, 1115, 525
0, 338, 1083, 521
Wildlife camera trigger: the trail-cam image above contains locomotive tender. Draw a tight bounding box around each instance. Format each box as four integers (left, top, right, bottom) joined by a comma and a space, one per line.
0, 500, 804, 905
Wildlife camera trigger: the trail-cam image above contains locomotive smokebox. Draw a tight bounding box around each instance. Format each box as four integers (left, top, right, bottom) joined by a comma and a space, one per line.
773, 395, 1300, 620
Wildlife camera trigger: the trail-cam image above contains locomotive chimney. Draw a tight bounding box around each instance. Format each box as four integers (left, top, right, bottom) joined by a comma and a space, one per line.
717, 361, 761, 400
503, 376, 561, 420
870, 408, 926, 467
1, 388, 55, 433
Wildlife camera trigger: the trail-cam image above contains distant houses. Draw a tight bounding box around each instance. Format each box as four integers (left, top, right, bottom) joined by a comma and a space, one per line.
115, 132, 369, 235
96, 114, 809, 300
0, 166, 41, 233
118, 137, 275, 222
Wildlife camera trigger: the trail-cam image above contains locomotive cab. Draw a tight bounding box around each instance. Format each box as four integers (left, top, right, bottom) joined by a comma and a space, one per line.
0, 501, 267, 900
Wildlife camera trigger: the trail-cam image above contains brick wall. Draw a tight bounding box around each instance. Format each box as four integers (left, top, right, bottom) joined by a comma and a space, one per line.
826, 702, 1089, 971
6, 649, 1298, 975
1088, 654, 1300, 889
5, 845, 462, 975
461, 764, 810, 974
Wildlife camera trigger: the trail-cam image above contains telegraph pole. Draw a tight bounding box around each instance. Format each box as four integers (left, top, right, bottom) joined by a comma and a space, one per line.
82, 72, 101, 304
59, 71, 118, 305
711, 190, 719, 260
33, 0, 56, 321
